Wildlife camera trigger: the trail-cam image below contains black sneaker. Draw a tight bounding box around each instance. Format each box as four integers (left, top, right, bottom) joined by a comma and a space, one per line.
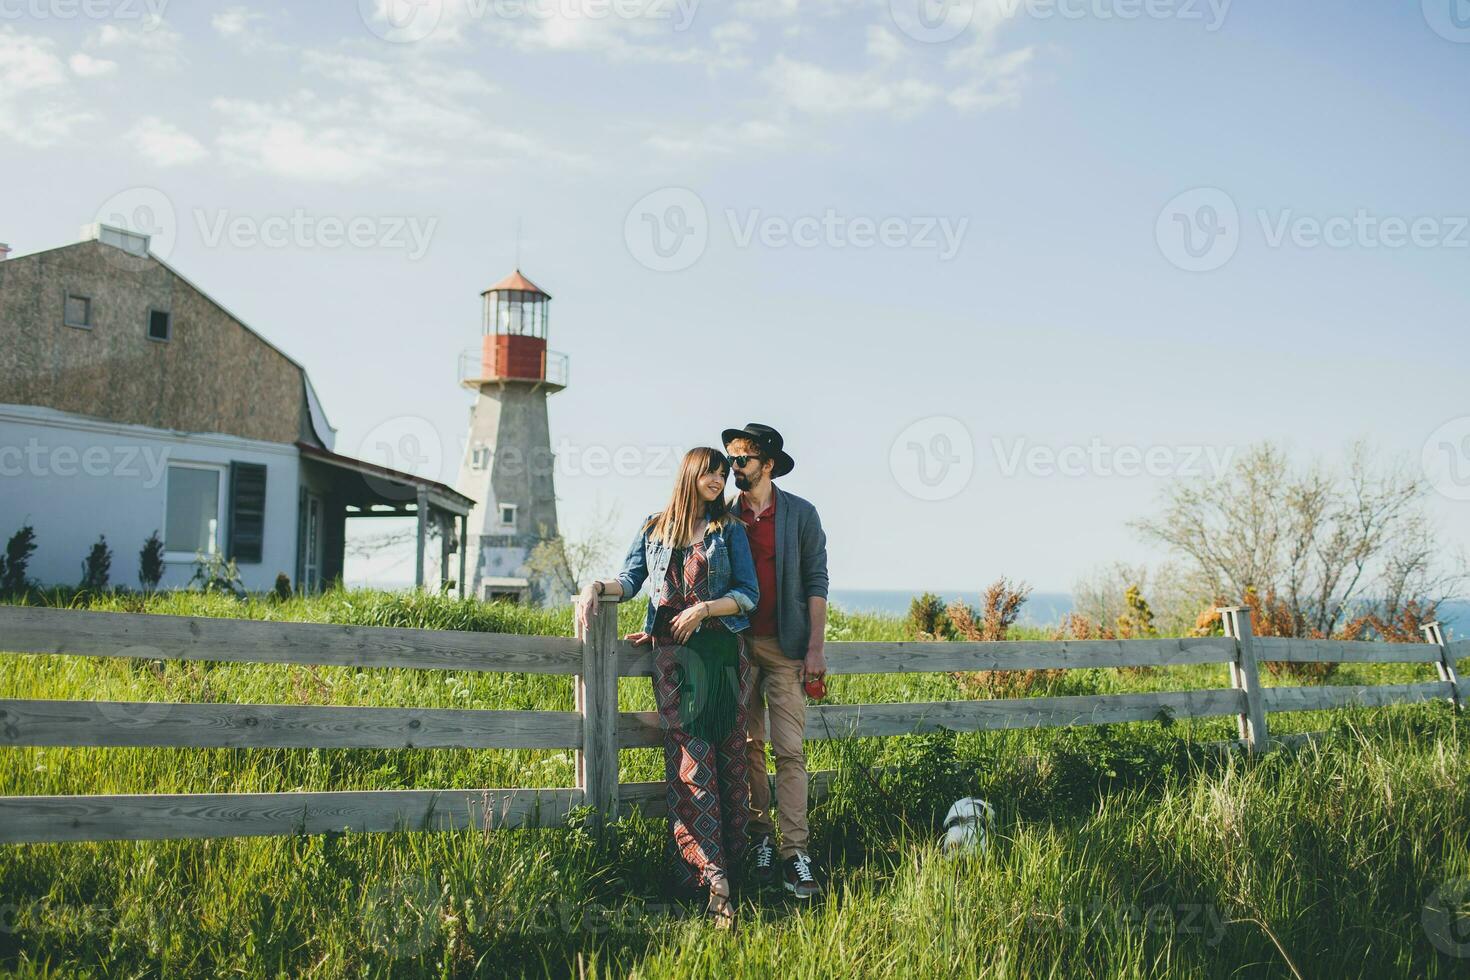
783, 852, 821, 899
750, 835, 776, 886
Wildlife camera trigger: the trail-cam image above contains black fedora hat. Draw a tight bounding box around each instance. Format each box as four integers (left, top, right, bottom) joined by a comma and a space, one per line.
721, 422, 795, 478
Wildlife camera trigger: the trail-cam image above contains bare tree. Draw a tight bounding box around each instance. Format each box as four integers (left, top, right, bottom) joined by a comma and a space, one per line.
527, 500, 622, 595
1132, 441, 1463, 638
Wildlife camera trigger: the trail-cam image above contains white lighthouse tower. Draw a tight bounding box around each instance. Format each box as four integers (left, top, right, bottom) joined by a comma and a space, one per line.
454, 270, 571, 604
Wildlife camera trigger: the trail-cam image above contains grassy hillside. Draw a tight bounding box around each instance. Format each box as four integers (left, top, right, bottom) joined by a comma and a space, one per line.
0, 588, 1466, 977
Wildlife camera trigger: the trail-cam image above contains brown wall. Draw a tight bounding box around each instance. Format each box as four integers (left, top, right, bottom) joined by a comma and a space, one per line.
0, 240, 309, 445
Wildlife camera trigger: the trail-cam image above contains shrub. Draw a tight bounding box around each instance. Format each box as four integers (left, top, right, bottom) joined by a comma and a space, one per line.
79, 535, 112, 592
1, 523, 38, 595
189, 552, 245, 598
273, 573, 293, 601
905, 592, 953, 640
138, 530, 165, 592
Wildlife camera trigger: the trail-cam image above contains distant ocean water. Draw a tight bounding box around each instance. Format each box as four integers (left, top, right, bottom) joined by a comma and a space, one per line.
828, 589, 1469, 637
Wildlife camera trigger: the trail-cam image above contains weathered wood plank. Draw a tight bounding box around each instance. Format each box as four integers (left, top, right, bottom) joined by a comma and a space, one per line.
617, 689, 1244, 747
0, 606, 582, 674
618, 636, 1238, 677
620, 770, 841, 819
0, 787, 583, 843
1260, 681, 1454, 714
0, 699, 582, 750
1252, 636, 1440, 664
1447, 639, 1470, 663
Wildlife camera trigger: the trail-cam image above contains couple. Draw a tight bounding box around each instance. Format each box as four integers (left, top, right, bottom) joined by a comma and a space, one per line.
574, 423, 828, 928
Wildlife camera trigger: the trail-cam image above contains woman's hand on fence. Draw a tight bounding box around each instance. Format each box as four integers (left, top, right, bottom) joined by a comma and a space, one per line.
574, 585, 601, 640
625, 631, 653, 646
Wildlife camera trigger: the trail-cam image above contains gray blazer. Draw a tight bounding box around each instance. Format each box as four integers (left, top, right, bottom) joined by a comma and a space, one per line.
753, 485, 829, 661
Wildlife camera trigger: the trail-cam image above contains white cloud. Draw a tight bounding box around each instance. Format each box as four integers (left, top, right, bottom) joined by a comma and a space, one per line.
764, 56, 941, 116
89, 18, 185, 70
865, 25, 906, 63
947, 45, 1032, 110
127, 116, 208, 166
68, 52, 117, 77
646, 116, 789, 157
212, 51, 579, 182
212, 7, 263, 37
0, 28, 95, 147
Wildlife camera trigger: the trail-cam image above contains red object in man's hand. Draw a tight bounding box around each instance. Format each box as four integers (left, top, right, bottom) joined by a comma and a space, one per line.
803, 676, 827, 700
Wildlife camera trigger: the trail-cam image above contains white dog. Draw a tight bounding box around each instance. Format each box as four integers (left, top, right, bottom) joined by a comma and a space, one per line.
940, 797, 995, 857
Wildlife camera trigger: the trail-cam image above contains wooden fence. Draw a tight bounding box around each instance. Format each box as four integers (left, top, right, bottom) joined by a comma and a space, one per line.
0, 600, 1462, 845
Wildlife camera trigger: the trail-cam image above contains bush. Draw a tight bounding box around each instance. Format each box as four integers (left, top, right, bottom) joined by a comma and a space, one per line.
79, 535, 112, 592
189, 552, 245, 598
138, 530, 165, 592
273, 573, 293, 601
906, 592, 953, 640
1, 523, 37, 595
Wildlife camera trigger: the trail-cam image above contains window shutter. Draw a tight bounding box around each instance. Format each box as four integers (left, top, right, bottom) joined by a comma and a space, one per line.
227, 462, 267, 564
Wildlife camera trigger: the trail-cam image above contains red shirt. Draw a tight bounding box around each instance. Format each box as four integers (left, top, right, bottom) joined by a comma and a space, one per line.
739, 489, 779, 636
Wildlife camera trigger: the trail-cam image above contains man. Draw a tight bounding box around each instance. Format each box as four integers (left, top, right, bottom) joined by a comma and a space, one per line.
721, 422, 828, 899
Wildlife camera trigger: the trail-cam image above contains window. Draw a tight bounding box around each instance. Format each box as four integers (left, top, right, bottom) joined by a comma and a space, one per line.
164, 464, 223, 558
498, 503, 517, 528
472, 446, 491, 470
148, 309, 171, 342
64, 294, 92, 329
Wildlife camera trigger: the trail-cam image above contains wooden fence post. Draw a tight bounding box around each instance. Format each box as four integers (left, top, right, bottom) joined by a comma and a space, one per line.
575, 596, 620, 828
1420, 621, 1462, 712
1220, 605, 1270, 754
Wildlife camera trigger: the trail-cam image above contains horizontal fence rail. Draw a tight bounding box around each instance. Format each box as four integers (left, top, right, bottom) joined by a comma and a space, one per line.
0, 603, 1463, 845
0, 699, 583, 751
0, 788, 582, 844
0, 606, 584, 674
618, 636, 1239, 677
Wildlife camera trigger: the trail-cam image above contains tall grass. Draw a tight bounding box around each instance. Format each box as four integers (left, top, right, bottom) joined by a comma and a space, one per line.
1, 588, 1466, 977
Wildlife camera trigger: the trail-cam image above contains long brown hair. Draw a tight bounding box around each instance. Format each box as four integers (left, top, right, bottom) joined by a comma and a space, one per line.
644, 447, 734, 546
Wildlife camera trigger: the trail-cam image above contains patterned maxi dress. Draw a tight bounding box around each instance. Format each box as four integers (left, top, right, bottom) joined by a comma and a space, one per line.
651, 543, 756, 892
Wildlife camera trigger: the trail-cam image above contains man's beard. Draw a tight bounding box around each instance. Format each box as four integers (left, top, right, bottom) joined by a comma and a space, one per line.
734, 472, 752, 491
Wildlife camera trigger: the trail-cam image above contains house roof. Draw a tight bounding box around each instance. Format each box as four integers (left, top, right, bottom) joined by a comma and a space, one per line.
295, 440, 475, 514
5, 238, 339, 450
481, 269, 550, 298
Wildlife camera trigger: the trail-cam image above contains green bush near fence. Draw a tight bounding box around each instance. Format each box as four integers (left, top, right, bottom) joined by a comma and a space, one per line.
0, 587, 1467, 978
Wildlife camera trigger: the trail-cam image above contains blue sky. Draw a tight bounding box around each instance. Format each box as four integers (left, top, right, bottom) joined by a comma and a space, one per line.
4, 0, 1468, 593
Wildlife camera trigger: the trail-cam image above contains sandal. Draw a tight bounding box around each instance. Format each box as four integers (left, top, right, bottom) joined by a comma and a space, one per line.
706, 873, 736, 931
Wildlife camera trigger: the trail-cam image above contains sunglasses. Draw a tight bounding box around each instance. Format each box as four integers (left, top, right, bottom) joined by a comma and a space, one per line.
727, 455, 763, 468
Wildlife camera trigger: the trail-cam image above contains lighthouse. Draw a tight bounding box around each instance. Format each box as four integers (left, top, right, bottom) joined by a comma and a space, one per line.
454, 270, 571, 604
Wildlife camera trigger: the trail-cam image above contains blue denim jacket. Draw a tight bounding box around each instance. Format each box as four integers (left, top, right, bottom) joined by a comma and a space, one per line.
614, 515, 759, 634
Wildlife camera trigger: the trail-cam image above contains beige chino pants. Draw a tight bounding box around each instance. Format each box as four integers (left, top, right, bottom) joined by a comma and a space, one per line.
744, 635, 809, 858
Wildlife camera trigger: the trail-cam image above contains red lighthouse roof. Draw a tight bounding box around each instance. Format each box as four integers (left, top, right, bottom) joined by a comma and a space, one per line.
482, 269, 551, 298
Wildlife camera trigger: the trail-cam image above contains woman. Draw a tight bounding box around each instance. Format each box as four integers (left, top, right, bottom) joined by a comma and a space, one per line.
574, 447, 759, 929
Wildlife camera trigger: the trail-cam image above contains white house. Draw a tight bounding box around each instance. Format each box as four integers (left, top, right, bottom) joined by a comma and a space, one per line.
0, 224, 473, 594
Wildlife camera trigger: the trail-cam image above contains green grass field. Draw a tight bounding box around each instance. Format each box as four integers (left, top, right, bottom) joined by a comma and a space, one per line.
1, 589, 1467, 978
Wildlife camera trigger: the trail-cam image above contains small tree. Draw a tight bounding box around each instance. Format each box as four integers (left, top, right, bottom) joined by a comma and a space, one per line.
2, 524, 38, 595
1115, 585, 1158, 639
273, 573, 292, 601
138, 530, 165, 592
905, 592, 953, 640
79, 535, 112, 592
949, 578, 1054, 698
